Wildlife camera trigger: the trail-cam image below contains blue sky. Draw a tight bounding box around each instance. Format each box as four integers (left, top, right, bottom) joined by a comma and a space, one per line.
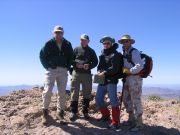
0, 0, 180, 86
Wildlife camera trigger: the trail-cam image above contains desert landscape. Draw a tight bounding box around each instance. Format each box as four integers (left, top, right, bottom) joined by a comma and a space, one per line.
0, 87, 180, 135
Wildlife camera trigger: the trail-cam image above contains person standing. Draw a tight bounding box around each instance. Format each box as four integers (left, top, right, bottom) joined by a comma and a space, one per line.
69, 34, 98, 121
95, 36, 123, 130
118, 34, 144, 131
39, 25, 73, 125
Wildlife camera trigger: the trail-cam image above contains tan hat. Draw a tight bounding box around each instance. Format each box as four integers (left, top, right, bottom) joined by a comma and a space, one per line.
80, 34, 89, 40
53, 25, 64, 33
118, 35, 135, 44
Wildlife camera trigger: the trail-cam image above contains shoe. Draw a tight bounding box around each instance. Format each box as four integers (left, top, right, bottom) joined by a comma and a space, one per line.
42, 109, 48, 125
124, 112, 136, 126
69, 113, 77, 121
56, 110, 64, 120
124, 112, 136, 128
130, 115, 143, 132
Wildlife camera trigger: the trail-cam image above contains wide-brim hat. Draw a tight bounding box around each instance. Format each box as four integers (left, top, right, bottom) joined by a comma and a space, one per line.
118, 35, 135, 44
100, 36, 115, 43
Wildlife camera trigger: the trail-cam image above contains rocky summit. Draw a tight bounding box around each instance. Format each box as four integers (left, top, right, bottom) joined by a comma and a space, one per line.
0, 87, 180, 135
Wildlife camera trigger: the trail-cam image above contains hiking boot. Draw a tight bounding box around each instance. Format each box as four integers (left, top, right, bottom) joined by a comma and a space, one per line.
107, 107, 121, 131
69, 113, 77, 121
56, 110, 64, 120
82, 99, 90, 119
124, 112, 136, 127
70, 101, 78, 114
130, 115, 143, 132
82, 99, 90, 114
83, 113, 90, 119
42, 109, 48, 125
111, 107, 120, 126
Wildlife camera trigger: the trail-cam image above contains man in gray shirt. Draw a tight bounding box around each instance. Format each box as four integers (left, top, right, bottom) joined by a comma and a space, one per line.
70, 34, 98, 121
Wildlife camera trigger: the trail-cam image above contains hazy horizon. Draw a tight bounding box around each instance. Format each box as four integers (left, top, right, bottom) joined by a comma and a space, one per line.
1, 84, 180, 99
1, 83, 180, 87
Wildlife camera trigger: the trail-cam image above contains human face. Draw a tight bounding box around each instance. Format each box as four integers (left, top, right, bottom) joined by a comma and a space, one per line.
54, 31, 64, 43
122, 40, 131, 50
103, 41, 112, 49
80, 39, 89, 47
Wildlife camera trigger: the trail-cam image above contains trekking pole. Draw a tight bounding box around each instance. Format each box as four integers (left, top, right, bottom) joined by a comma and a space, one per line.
119, 78, 125, 124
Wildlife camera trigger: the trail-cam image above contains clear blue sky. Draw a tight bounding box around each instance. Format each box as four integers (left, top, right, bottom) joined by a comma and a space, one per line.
0, 0, 180, 86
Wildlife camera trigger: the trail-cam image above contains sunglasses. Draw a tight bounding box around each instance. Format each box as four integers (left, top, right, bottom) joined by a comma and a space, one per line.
103, 42, 111, 45
54, 31, 63, 34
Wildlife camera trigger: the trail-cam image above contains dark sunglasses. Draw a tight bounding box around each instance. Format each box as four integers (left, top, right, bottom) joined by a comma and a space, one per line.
54, 31, 63, 34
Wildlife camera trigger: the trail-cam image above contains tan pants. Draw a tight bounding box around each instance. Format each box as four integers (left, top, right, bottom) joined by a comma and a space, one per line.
123, 75, 143, 117
42, 67, 68, 112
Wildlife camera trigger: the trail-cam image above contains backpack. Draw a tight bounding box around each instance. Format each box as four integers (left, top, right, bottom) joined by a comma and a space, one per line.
125, 48, 153, 78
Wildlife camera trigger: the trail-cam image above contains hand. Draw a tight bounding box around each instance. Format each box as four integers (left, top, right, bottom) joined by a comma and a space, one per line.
97, 71, 101, 74
122, 67, 131, 75
97, 71, 105, 78
83, 64, 89, 70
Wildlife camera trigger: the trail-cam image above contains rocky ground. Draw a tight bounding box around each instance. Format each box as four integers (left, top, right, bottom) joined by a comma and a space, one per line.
0, 87, 180, 135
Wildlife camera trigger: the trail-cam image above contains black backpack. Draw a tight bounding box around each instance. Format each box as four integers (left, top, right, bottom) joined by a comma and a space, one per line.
124, 48, 153, 78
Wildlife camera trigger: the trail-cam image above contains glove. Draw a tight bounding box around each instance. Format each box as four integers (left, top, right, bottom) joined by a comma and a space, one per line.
122, 67, 131, 75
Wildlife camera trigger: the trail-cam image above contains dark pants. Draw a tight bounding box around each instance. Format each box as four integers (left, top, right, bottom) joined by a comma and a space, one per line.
70, 71, 92, 113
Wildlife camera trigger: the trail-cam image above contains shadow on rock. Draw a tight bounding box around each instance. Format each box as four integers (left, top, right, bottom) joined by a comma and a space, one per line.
142, 124, 180, 135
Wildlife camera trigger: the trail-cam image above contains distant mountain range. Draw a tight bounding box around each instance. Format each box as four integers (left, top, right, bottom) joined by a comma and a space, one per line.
0, 85, 35, 96
0, 85, 180, 99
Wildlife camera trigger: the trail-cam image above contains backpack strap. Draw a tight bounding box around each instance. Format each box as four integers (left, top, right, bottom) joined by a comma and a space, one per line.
123, 48, 136, 66
129, 48, 136, 66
